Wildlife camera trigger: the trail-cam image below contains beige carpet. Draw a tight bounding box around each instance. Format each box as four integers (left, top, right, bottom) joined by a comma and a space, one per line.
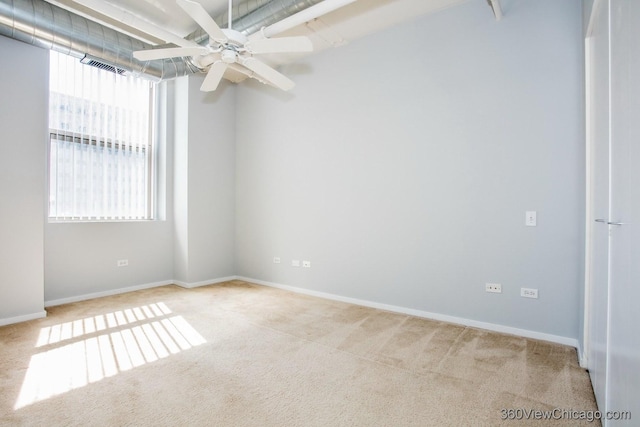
0, 280, 598, 426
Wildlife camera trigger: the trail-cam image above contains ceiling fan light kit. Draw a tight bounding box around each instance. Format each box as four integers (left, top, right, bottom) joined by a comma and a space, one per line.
133, 0, 314, 92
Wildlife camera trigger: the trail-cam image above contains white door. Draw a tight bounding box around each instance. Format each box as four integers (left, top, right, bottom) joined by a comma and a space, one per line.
607, 0, 640, 422
586, 1, 640, 423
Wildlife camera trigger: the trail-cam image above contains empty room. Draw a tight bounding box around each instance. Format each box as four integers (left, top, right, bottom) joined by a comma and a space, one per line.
0, 0, 638, 425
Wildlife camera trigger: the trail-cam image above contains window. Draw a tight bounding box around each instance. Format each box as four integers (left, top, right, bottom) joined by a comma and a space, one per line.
48, 51, 155, 221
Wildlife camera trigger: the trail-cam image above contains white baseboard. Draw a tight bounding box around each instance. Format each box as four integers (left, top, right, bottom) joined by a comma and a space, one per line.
577, 342, 588, 368
0, 310, 47, 327
38, 274, 579, 351
44, 276, 239, 308
174, 276, 238, 289
237, 276, 580, 349
45, 280, 174, 307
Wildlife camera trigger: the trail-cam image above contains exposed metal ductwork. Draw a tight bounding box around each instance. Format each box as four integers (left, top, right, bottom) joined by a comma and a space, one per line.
0, 0, 195, 81
0, 0, 324, 81
191, 0, 325, 44
234, 0, 323, 35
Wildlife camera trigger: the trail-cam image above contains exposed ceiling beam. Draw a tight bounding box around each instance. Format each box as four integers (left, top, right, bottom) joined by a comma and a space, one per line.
259, 0, 358, 38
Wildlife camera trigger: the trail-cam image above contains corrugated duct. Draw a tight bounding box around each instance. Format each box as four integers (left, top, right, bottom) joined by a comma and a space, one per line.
0, 0, 324, 81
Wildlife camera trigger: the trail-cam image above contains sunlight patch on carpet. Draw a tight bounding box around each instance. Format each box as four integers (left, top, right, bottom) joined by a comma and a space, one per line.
14, 303, 206, 410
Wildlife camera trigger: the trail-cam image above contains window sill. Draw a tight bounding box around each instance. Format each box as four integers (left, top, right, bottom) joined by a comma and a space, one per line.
47, 218, 159, 224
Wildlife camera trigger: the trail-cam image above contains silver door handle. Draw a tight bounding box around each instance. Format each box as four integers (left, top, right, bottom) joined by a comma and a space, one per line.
595, 219, 626, 226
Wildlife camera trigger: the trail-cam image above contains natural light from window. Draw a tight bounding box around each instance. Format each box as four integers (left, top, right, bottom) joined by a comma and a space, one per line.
48, 51, 155, 221
14, 302, 205, 410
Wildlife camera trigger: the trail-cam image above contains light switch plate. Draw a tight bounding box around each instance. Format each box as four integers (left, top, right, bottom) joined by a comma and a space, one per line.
521, 288, 539, 299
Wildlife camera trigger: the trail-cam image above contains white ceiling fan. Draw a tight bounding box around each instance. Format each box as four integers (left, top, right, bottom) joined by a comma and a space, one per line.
133, 0, 314, 92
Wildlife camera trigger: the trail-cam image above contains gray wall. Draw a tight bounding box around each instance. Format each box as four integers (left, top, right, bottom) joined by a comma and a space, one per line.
45, 72, 236, 300
0, 30, 236, 311
0, 0, 586, 344
173, 75, 236, 285
44, 81, 176, 302
236, 0, 585, 339
0, 37, 47, 323
44, 221, 175, 301
174, 77, 190, 282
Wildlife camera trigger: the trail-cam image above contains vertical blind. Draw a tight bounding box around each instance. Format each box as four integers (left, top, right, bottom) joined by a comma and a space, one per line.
48, 51, 154, 221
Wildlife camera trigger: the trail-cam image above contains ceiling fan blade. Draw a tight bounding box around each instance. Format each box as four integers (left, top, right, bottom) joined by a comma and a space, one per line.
241, 57, 295, 91
134, 46, 208, 61
176, 0, 228, 43
227, 63, 252, 78
245, 36, 313, 54
200, 61, 228, 92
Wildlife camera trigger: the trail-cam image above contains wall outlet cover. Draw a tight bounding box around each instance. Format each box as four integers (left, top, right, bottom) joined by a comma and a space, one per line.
526, 211, 537, 227
485, 283, 502, 293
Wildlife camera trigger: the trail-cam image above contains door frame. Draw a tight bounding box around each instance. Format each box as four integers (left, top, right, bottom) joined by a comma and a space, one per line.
582, 0, 607, 369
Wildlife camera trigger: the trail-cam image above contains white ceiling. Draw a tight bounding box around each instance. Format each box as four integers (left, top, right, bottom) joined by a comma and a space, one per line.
45, 0, 475, 54
43, 0, 487, 85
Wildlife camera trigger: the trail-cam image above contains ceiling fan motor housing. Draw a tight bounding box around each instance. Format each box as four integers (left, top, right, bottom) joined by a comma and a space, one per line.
219, 29, 248, 47
221, 49, 238, 63
133, 0, 309, 92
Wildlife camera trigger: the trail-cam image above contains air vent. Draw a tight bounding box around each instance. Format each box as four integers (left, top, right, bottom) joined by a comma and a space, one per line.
80, 56, 128, 75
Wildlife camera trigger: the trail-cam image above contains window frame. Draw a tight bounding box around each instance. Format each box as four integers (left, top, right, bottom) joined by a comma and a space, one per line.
47, 54, 157, 223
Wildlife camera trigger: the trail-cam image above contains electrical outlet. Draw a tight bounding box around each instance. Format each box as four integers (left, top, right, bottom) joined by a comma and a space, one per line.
485, 283, 502, 293
273, 257, 281, 264
117, 259, 128, 267
526, 211, 537, 227
303, 260, 311, 268
521, 288, 539, 299
292, 260, 300, 267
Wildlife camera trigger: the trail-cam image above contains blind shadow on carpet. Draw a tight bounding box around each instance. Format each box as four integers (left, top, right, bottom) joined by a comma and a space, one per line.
0, 280, 599, 426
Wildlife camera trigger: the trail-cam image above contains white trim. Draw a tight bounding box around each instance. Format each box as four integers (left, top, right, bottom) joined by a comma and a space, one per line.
173, 276, 238, 289
577, 341, 588, 368
582, 32, 594, 370
44, 280, 174, 307
238, 276, 579, 349
0, 310, 47, 327
586, 0, 606, 38
38, 274, 578, 349
42, 276, 238, 309
605, 0, 613, 407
